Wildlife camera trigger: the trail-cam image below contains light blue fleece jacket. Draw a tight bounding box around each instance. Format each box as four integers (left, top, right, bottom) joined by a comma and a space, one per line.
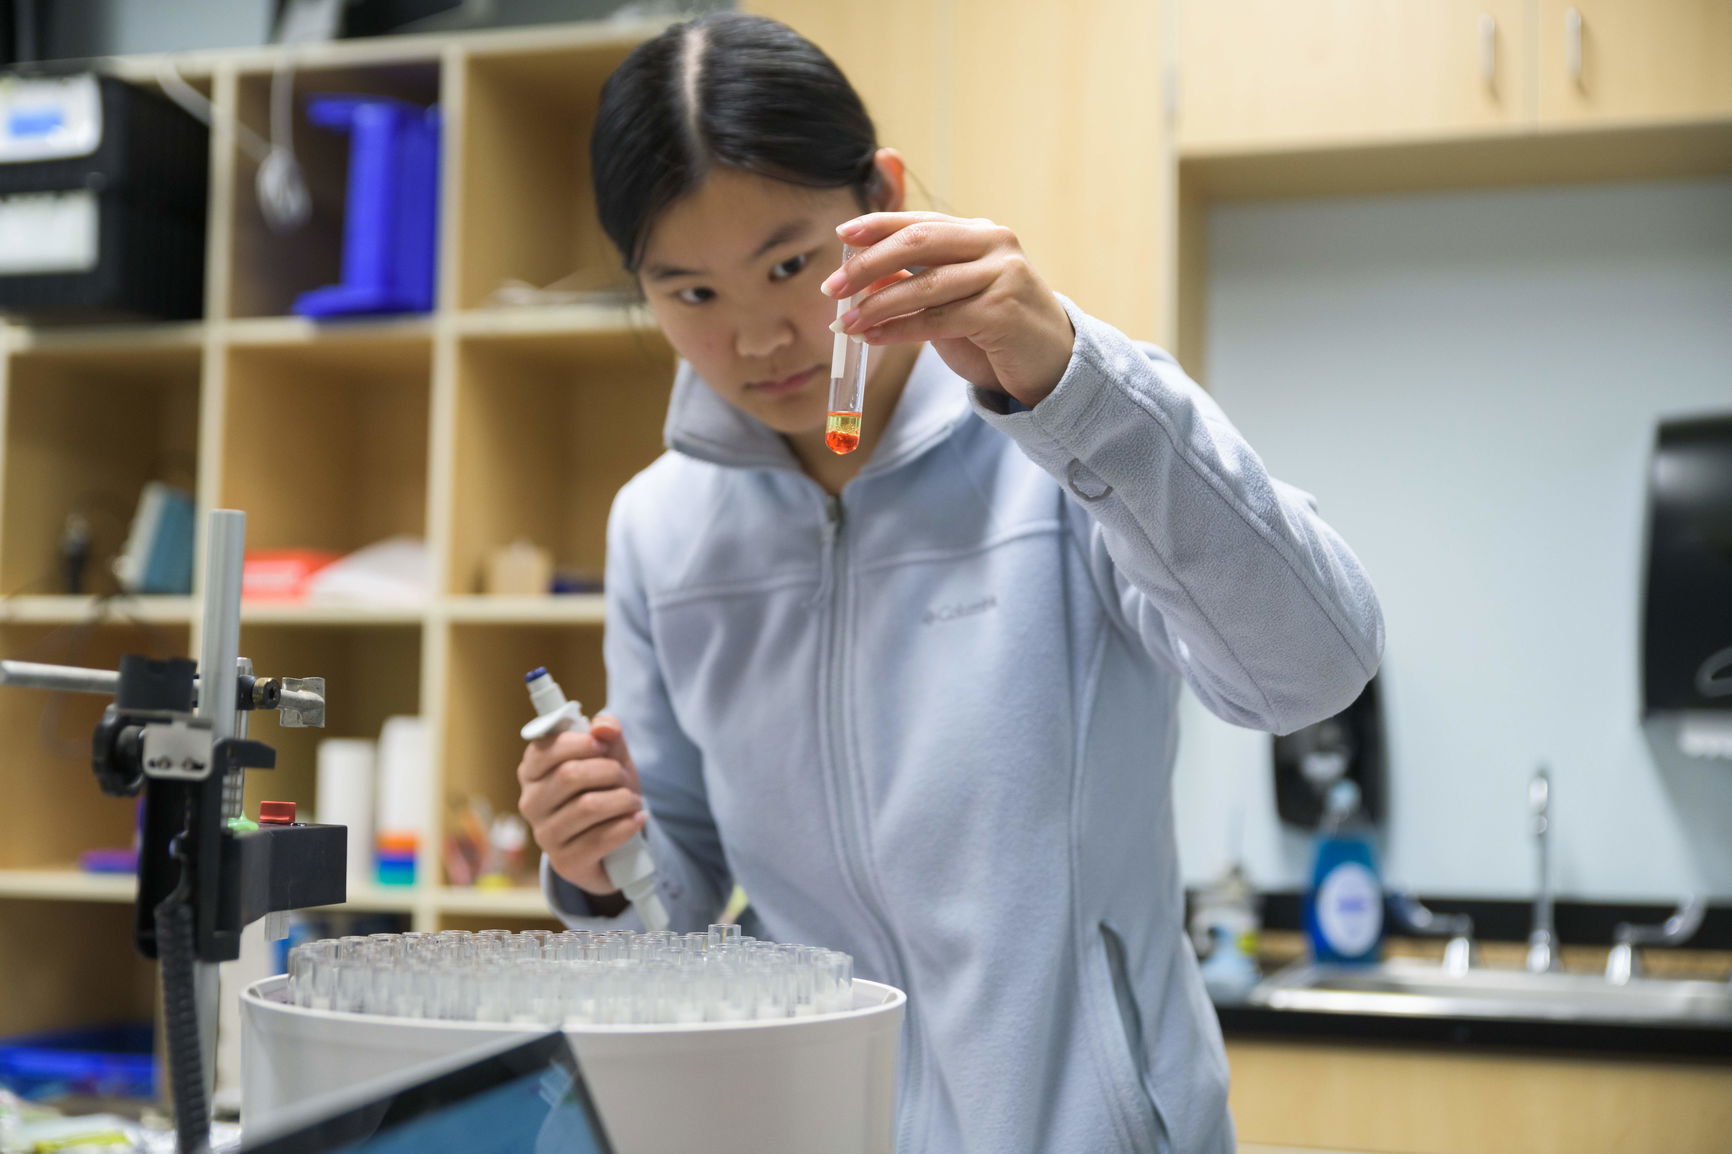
543, 299, 1384, 1154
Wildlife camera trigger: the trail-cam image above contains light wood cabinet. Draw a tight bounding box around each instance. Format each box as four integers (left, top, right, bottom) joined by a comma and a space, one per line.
1536, 0, 1732, 124
949, 0, 1167, 344
1228, 1038, 1732, 1154
740, 0, 949, 221
1177, 0, 1531, 151
750, 0, 1171, 347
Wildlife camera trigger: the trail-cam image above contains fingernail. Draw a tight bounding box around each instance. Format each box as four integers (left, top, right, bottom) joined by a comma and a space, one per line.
837, 218, 864, 238
831, 307, 860, 333
821, 270, 846, 298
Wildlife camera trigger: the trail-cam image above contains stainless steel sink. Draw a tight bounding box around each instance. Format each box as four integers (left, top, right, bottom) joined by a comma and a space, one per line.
1250, 957, 1732, 1028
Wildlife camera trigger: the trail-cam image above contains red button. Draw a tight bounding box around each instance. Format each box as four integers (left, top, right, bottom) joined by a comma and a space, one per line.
258, 800, 297, 825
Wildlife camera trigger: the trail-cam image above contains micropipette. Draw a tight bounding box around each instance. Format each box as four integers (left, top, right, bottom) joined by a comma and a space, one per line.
825, 243, 870, 455
520, 667, 669, 931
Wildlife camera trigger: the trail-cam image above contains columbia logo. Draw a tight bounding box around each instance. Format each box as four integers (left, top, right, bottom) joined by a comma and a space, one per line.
922, 595, 997, 626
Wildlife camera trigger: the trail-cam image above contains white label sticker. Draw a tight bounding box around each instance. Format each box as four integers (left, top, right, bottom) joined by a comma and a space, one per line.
0, 75, 103, 164
0, 191, 99, 275
1317, 862, 1382, 957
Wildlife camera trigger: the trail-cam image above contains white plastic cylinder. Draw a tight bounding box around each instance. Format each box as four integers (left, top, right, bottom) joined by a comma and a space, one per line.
374, 716, 428, 836
241, 974, 905, 1154
314, 738, 376, 887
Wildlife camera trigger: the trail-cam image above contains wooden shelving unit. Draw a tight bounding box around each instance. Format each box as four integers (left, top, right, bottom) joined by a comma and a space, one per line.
0, 20, 669, 1035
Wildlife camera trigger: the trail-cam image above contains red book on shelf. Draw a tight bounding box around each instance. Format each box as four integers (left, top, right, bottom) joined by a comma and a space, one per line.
243, 549, 343, 601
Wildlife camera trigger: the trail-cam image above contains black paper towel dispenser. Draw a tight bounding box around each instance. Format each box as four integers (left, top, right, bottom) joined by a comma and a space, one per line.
1642, 414, 1732, 716
1273, 675, 1386, 829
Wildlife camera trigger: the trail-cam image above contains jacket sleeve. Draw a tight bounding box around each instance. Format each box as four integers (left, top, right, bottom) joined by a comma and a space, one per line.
543, 481, 733, 930
968, 297, 1384, 735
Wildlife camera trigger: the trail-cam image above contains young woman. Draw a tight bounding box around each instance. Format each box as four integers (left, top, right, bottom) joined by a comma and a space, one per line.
518, 13, 1383, 1153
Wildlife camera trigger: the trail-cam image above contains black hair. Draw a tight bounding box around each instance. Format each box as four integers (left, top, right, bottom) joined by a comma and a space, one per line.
591, 13, 880, 272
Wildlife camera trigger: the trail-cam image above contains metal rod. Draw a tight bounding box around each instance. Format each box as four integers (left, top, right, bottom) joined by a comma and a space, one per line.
0, 660, 121, 695
225, 658, 253, 822
197, 510, 246, 745
192, 510, 247, 1128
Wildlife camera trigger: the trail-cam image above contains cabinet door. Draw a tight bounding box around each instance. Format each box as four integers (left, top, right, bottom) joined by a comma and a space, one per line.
734, 1, 1172, 345
1537, 0, 1732, 123
742, 1, 948, 210
1178, 0, 1530, 151
950, 0, 1168, 342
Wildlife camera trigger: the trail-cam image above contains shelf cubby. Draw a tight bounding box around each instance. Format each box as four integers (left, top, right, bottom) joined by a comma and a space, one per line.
228, 58, 442, 320
236, 622, 423, 825
219, 333, 432, 558
452, 39, 641, 311
440, 621, 606, 886
0, 899, 158, 1037
0, 343, 201, 597
448, 327, 671, 595
0, 622, 191, 871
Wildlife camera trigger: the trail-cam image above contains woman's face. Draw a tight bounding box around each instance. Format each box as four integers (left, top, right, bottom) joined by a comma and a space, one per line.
636, 168, 869, 438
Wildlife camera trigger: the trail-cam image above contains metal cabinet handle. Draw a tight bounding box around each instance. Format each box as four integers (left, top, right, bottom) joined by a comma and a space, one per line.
1480, 14, 1498, 89
1565, 6, 1585, 89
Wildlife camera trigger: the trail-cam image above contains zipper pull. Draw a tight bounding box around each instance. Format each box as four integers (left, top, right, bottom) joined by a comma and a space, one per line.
812, 496, 843, 607
822, 495, 844, 543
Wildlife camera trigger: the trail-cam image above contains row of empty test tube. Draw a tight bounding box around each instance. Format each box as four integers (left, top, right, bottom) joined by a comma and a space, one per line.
285, 924, 856, 1025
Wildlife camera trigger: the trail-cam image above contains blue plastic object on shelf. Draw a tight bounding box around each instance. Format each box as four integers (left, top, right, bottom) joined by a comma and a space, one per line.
294, 95, 440, 319
0, 1024, 156, 1101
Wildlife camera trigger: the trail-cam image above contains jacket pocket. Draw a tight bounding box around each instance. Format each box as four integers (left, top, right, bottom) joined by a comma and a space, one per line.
1094, 922, 1172, 1154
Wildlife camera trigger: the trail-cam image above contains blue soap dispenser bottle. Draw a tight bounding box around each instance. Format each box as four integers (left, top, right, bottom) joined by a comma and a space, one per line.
1304, 779, 1384, 966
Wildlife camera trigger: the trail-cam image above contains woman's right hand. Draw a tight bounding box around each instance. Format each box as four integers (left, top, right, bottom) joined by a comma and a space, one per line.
517, 714, 647, 896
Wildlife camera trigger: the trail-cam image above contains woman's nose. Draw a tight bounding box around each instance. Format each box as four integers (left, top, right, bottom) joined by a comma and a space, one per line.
735, 315, 796, 360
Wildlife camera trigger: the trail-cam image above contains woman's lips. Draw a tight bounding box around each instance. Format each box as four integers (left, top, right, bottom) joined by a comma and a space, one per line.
749, 365, 822, 397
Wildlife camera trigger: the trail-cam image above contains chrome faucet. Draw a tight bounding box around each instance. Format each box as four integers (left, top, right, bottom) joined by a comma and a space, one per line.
1391, 892, 1477, 976
1606, 897, 1706, 985
1525, 765, 1559, 973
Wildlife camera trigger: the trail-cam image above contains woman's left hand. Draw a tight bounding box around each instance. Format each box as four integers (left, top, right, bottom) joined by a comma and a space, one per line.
823, 212, 1075, 409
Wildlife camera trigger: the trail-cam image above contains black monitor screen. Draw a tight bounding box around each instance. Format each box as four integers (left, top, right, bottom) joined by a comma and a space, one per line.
243, 1032, 613, 1154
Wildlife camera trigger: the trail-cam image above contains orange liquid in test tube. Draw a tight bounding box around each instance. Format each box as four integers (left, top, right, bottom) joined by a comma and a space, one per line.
826, 244, 868, 456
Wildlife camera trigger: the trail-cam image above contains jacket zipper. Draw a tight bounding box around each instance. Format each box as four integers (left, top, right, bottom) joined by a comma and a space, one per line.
821, 492, 924, 1153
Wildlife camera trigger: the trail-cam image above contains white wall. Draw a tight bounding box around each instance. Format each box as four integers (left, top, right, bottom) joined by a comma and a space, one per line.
1173, 177, 1732, 904
42, 0, 274, 58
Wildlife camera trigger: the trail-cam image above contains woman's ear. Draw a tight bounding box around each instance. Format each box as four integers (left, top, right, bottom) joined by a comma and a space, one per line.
871, 148, 907, 212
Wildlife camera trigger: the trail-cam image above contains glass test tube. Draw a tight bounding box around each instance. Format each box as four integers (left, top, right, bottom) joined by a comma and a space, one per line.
826, 243, 870, 456
283, 928, 856, 1026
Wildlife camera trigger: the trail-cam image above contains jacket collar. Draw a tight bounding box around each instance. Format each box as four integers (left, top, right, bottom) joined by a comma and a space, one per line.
663, 343, 973, 478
